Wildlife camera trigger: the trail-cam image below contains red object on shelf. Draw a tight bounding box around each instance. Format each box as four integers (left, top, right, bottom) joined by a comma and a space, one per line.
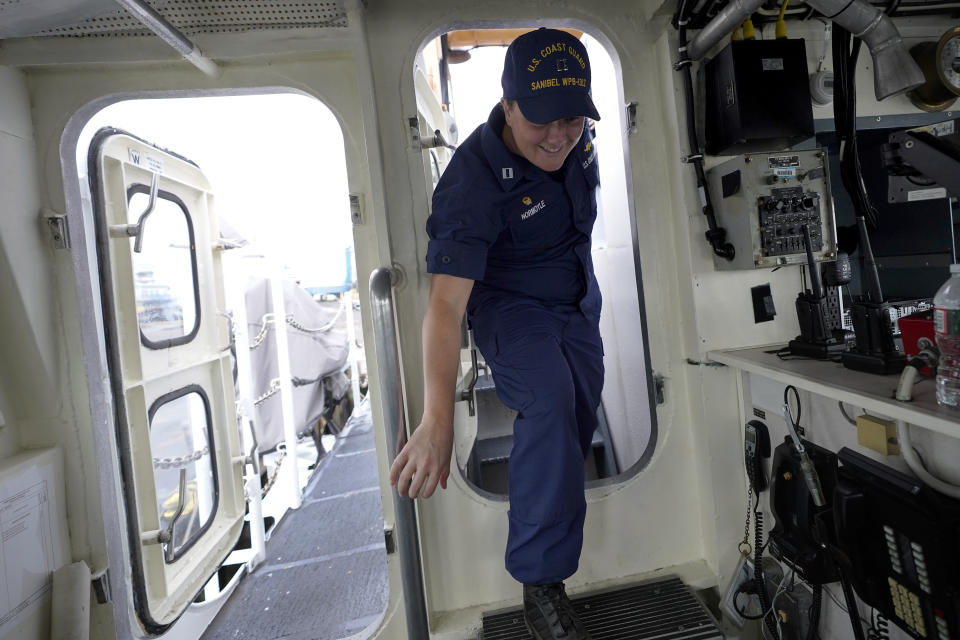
898, 310, 936, 374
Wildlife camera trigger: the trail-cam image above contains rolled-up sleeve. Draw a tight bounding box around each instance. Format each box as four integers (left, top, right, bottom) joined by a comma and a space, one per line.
425, 166, 504, 281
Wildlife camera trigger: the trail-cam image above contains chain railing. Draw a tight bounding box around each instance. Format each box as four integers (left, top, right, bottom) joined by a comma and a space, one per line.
253, 378, 281, 406
260, 447, 287, 497
152, 445, 210, 470
248, 306, 343, 351
249, 313, 276, 350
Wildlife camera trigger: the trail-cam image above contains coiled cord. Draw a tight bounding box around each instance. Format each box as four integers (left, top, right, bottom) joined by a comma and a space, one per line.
867, 611, 890, 640
753, 506, 781, 639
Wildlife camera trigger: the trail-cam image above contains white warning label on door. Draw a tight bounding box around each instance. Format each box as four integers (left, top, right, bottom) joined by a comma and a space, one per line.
129, 148, 164, 174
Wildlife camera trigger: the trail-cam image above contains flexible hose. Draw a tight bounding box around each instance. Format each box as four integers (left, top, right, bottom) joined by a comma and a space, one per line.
895, 365, 920, 401
896, 421, 960, 498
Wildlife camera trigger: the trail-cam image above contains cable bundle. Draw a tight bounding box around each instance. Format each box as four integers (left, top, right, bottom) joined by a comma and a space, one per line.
673, 0, 737, 260
831, 26, 879, 229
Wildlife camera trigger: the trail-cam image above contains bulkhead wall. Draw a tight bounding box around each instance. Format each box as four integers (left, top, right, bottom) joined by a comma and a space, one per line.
12, 14, 408, 636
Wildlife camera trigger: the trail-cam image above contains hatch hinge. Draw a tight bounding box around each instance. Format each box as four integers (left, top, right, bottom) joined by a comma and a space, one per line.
43, 210, 71, 250
91, 569, 111, 604
626, 101, 639, 135
349, 193, 364, 225
384, 526, 396, 554
653, 372, 666, 405
408, 116, 423, 151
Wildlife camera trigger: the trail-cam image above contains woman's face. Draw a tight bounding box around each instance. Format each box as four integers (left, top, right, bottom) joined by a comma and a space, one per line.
501, 99, 584, 173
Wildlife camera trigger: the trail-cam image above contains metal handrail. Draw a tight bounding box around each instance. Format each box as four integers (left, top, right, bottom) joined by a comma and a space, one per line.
369, 267, 429, 639
459, 323, 478, 416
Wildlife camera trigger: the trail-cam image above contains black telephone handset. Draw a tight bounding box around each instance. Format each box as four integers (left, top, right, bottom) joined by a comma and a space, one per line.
745, 419, 771, 494
736, 420, 777, 636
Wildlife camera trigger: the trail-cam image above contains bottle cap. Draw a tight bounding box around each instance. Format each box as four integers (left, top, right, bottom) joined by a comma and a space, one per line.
952, 263, 960, 274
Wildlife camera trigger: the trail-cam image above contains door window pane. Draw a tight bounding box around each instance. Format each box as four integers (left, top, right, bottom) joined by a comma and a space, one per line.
128, 189, 199, 346
149, 390, 217, 562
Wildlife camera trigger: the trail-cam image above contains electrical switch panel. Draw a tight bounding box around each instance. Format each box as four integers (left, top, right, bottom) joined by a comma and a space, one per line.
706, 148, 837, 271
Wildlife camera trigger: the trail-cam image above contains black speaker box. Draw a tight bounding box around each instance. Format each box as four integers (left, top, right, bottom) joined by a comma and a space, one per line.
704, 39, 815, 155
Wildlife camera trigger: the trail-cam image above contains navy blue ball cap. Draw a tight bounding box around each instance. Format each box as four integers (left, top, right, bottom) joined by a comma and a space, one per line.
501, 28, 600, 124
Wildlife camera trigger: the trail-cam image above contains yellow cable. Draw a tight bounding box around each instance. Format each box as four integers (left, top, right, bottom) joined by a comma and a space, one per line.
776, 0, 790, 38
742, 16, 756, 40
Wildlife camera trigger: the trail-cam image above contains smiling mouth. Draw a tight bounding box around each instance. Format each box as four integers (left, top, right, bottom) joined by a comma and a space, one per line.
540, 145, 563, 153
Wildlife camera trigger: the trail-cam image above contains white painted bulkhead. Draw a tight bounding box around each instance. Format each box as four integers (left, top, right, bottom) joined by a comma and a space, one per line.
1, 4, 407, 635
0, 0, 957, 639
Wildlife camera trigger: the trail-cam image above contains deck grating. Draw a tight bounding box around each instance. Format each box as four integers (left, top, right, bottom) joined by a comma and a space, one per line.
480, 576, 723, 640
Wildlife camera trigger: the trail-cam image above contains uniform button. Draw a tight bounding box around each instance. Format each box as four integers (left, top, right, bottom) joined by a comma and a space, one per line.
441, 255, 451, 264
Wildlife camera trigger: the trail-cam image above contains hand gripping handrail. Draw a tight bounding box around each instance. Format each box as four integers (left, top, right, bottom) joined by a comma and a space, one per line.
368, 267, 430, 639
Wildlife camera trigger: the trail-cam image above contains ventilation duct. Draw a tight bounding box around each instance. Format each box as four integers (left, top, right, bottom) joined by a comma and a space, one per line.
686, 0, 924, 100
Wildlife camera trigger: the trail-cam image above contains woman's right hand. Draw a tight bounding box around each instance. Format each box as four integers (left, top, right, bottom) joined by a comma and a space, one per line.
390, 273, 472, 499
389, 418, 454, 499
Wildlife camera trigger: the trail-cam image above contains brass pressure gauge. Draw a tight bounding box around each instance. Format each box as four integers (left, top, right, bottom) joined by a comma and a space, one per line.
939, 26, 960, 94
908, 26, 960, 112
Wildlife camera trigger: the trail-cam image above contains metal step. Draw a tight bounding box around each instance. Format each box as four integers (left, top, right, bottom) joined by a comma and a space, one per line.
479, 576, 723, 640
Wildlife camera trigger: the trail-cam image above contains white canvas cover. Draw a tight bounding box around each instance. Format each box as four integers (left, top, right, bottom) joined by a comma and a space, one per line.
244, 277, 349, 451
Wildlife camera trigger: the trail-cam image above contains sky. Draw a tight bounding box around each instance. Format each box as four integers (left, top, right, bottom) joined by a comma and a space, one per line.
78, 93, 353, 288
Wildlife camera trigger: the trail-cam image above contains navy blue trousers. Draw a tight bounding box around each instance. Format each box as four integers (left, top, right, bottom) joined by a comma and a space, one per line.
471, 299, 604, 585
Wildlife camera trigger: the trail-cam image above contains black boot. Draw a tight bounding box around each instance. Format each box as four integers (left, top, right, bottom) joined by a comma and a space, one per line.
523, 582, 592, 639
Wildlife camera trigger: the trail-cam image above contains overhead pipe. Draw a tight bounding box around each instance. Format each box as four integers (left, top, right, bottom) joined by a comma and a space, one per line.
687, 0, 924, 100
685, 0, 765, 61
114, 0, 219, 77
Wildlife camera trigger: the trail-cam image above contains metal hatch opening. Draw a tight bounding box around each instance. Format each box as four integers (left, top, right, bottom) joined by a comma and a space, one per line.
75, 93, 386, 639
414, 27, 658, 499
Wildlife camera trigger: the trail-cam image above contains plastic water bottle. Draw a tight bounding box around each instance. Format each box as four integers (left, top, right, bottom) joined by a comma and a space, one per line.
934, 264, 960, 408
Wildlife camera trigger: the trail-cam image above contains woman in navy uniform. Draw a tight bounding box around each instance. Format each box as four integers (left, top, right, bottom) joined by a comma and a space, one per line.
390, 28, 603, 640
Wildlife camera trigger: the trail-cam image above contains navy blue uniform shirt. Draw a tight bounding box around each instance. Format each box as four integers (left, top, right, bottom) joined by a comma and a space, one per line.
425, 105, 601, 318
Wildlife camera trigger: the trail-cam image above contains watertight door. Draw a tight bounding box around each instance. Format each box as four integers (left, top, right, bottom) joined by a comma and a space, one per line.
89, 129, 246, 634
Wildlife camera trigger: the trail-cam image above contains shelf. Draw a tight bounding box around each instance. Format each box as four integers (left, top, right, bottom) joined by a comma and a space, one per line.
708, 345, 960, 438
